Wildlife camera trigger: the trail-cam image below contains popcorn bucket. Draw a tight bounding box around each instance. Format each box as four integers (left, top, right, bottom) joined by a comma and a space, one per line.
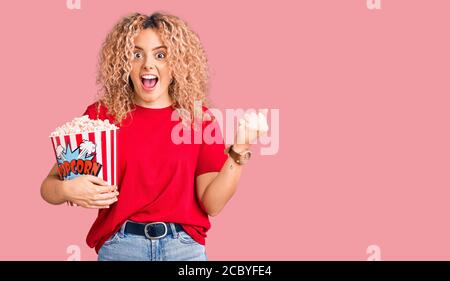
49, 129, 118, 185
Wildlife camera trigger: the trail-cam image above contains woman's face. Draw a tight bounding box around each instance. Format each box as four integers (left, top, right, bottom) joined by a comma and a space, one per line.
130, 28, 172, 108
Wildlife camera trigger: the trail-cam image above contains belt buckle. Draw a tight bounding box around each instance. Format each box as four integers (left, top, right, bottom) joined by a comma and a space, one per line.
144, 222, 168, 240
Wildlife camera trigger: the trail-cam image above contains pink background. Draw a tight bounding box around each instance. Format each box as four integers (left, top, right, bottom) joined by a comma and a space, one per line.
1, 0, 449, 260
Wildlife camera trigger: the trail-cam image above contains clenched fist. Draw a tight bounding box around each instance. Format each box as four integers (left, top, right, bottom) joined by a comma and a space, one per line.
236, 109, 269, 147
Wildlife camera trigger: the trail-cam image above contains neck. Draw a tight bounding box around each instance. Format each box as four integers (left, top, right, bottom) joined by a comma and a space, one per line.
133, 93, 173, 109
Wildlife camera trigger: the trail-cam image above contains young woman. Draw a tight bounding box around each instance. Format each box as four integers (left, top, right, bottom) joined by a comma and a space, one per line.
40, 12, 265, 261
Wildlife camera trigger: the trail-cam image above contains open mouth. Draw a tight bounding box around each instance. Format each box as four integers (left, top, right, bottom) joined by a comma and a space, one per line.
141, 74, 158, 91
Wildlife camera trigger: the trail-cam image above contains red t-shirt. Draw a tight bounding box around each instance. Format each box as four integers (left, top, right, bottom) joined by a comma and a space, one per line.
82, 102, 228, 253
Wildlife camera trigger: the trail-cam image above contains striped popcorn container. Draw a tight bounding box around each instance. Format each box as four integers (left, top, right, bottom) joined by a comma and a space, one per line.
49, 129, 119, 186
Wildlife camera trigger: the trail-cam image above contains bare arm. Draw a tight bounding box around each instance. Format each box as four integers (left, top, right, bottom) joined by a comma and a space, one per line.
40, 163, 68, 205
195, 110, 269, 217
196, 155, 244, 217
40, 163, 119, 209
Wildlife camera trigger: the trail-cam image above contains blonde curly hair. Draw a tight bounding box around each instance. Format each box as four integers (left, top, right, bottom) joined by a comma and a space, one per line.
95, 12, 210, 126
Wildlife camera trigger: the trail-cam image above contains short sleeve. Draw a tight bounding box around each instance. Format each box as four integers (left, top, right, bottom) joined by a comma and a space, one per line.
195, 111, 228, 177
82, 102, 99, 119
81, 102, 114, 123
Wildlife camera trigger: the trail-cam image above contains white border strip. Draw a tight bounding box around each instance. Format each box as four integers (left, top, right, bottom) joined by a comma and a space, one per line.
105, 130, 111, 185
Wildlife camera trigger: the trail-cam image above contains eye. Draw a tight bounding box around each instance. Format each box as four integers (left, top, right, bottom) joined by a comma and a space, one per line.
133, 51, 143, 60
156, 52, 166, 60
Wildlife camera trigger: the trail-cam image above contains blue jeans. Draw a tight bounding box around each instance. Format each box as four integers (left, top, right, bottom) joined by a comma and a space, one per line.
97, 220, 208, 261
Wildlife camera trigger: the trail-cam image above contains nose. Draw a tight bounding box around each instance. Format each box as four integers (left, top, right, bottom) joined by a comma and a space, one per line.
144, 57, 156, 70
144, 63, 154, 70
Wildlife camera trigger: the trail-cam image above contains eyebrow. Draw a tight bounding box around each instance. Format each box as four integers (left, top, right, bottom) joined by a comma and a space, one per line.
134, 45, 167, 51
